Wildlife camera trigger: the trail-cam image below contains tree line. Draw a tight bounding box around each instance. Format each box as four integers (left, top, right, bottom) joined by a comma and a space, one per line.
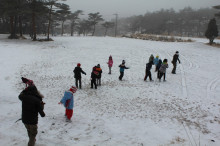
117, 7, 219, 37
0, 0, 219, 41
0, 0, 115, 40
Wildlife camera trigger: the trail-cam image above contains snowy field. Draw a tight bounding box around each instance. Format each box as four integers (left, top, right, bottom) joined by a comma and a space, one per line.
0, 34, 220, 146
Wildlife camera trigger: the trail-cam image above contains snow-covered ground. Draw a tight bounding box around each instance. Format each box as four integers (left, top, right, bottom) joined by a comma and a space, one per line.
0, 35, 219, 146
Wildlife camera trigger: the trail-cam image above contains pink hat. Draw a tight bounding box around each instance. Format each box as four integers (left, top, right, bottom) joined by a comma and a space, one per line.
69, 86, 77, 93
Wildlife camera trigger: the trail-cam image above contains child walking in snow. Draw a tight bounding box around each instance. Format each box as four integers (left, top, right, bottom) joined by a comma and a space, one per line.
119, 60, 129, 81
144, 61, 154, 81
96, 64, 102, 86
153, 55, 159, 71
156, 59, 162, 78
107, 55, 113, 74
58, 86, 77, 122
159, 59, 168, 81
73, 63, 86, 89
91, 66, 99, 89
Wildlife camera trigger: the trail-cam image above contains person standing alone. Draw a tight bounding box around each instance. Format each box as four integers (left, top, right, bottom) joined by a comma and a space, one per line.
171, 51, 181, 74
73, 63, 86, 89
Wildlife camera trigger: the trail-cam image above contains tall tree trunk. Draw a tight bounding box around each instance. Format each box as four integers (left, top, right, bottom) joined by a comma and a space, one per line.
71, 24, 73, 36
47, 4, 52, 41
104, 28, 107, 36
92, 25, 95, 36
19, 16, 23, 37
61, 21, 64, 36
32, 12, 36, 40
9, 16, 16, 39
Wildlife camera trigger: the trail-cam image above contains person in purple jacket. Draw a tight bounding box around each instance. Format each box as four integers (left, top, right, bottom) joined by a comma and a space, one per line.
58, 86, 77, 122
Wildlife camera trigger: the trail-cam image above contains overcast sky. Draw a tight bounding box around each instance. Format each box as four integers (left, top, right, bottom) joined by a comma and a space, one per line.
64, 0, 219, 19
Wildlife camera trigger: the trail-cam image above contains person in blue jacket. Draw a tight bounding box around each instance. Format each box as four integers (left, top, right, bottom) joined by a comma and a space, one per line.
119, 60, 129, 81
58, 86, 77, 122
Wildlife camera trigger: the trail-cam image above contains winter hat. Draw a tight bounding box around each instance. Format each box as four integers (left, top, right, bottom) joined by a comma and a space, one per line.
77, 63, 81, 67
156, 55, 159, 58
97, 64, 100, 67
122, 60, 125, 64
176, 51, 179, 54
69, 86, 77, 93
163, 59, 168, 63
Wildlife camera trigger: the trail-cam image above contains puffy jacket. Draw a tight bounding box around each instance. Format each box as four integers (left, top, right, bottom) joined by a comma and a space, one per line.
108, 60, 113, 67
119, 64, 129, 72
73, 67, 86, 79
146, 62, 153, 71
60, 91, 74, 109
96, 67, 102, 78
18, 86, 45, 125
159, 63, 168, 73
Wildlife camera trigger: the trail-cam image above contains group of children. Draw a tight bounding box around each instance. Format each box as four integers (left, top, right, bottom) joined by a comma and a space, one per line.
28, 52, 180, 122
144, 55, 168, 82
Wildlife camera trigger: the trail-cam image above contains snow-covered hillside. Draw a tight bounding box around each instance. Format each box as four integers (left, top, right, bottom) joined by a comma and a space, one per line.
0, 35, 219, 146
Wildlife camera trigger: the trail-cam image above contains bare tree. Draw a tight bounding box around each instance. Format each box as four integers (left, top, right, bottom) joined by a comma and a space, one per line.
102, 21, 114, 36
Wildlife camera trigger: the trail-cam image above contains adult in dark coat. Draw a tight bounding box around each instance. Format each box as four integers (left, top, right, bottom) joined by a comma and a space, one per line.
171, 51, 181, 74
73, 63, 86, 89
18, 85, 45, 146
144, 61, 154, 81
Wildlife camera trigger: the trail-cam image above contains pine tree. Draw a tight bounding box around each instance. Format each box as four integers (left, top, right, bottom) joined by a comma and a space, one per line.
205, 18, 218, 45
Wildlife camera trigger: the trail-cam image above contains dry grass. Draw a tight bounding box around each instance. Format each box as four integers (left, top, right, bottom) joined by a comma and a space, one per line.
122, 33, 193, 42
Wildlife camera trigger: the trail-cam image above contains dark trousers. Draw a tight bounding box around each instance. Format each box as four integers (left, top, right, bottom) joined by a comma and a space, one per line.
91, 79, 97, 89
144, 70, 152, 81
119, 72, 124, 80
159, 72, 166, 80
96, 78, 101, 86
24, 124, 37, 146
75, 78, 82, 89
172, 62, 177, 73
108, 67, 112, 74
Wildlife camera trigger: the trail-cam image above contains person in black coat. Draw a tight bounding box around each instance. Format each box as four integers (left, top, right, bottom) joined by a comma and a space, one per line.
73, 63, 86, 89
18, 85, 45, 146
144, 61, 154, 81
171, 51, 181, 74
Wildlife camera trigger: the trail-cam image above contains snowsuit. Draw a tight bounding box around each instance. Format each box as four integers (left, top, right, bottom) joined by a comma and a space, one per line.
73, 66, 86, 89
107, 57, 113, 74
144, 61, 153, 81
91, 67, 98, 89
96, 66, 102, 86
171, 53, 180, 74
60, 91, 74, 120
156, 59, 162, 78
159, 62, 168, 81
18, 86, 45, 146
119, 63, 129, 80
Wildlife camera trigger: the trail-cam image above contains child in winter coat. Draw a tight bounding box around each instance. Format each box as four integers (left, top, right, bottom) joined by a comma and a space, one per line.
149, 54, 154, 63
144, 61, 154, 81
156, 59, 162, 78
159, 59, 169, 81
73, 63, 86, 89
96, 64, 102, 86
59, 86, 77, 122
107, 55, 113, 74
119, 60, 129, 81
91, 66, 99, 89
153, 55, 159, 71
